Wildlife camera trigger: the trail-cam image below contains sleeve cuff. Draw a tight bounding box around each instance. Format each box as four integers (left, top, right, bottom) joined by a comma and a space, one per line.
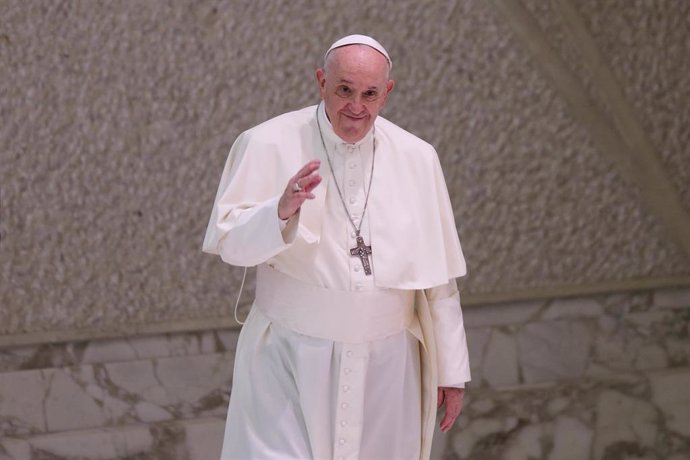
442, 382, 465, 389
277, 208, 300, 244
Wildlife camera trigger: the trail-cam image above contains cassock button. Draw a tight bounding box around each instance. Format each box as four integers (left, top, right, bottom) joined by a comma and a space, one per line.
346, 350, 353, 357
350, 231, 356, 238
344, 368, 352, 374
349, 162, 357, 169
339, 439, 346, 445
341, 402, 348, 409
343, 385, 350, 392
348, 180, 355, 186
349, 197, 356, 204
354, 265, 361, 272
341, 420, 348, 427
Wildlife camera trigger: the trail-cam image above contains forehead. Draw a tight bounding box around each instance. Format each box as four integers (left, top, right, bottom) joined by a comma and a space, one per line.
326, 45, 390, 85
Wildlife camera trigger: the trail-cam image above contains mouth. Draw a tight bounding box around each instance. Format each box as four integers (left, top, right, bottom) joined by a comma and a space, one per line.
343, 113, 367, 121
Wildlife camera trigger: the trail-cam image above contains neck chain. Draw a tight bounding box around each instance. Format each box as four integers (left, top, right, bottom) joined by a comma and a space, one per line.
316, 104, 376, 275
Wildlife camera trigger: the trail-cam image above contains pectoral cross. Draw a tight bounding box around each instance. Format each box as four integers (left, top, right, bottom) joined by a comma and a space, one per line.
350, 234, 373, 275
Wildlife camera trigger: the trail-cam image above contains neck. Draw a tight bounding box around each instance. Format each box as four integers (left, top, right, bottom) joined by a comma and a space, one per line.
317, 102, 374, 146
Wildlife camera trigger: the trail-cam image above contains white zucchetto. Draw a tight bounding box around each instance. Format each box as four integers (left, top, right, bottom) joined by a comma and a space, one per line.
325, 34, 392, 70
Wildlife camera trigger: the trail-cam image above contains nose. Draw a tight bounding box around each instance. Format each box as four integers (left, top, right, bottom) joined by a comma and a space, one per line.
348, 95, 365, 114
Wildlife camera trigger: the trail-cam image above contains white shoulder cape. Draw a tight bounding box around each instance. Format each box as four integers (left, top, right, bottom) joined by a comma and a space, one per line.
203, 105, 467, 290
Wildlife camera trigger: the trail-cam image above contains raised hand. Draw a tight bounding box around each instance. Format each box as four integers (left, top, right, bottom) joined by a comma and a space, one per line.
278, 160, 322, 220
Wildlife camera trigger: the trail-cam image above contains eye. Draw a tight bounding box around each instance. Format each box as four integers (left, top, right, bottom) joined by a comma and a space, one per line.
335, 85, 352, 98
363, 90, 379, 101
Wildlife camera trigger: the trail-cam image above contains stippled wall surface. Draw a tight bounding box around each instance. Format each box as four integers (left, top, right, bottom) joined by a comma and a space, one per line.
1, 0, 689, 340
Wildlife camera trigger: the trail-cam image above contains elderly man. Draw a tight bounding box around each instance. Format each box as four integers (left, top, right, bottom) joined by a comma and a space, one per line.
203, 35, 470, 460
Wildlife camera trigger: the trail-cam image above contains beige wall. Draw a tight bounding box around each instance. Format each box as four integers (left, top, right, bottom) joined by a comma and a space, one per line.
1, 0, 689, 342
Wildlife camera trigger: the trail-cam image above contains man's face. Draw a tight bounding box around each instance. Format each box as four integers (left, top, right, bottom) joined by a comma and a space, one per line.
315, 45, 395, 143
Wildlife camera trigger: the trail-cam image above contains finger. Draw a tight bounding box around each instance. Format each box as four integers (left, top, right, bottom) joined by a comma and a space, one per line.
440, 394, 461, 432
440, 406, 456, 432
440, 414, 456, 432
294, 160, 321, 180
290, 176, 321, 198
301, 174, 322, 193
291, 190, 317, 200
286, 191, 317, 207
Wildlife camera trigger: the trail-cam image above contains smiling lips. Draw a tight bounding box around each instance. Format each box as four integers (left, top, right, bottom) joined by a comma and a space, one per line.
343, 113, 367, 121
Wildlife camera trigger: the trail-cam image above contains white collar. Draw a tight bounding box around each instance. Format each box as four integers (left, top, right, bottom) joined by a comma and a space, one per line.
316, 102, 375, 150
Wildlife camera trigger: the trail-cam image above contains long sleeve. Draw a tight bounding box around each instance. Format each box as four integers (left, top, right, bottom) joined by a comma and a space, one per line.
216, 195, 300, 267
203, 123, 307, 266
425, 279, 471, 387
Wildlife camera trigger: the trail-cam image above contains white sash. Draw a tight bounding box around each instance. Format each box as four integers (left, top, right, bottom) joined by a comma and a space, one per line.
254, 264, 415, 343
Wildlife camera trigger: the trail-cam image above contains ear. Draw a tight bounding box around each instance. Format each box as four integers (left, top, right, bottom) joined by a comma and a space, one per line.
386, 79, 395, 94
315, 68, 326, 91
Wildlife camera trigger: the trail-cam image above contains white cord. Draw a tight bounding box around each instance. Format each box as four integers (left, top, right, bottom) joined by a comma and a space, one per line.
233, 266, 248, 325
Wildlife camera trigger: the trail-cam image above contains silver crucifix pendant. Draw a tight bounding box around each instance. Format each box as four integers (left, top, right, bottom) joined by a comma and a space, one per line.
350, 235, 373, 275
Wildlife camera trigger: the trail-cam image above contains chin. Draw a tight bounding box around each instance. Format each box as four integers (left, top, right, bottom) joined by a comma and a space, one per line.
338, 123, 371, 143
339, 130, 365, 143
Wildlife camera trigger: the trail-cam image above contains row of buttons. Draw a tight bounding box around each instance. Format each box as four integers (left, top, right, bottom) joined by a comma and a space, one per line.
342, 145, 371, 289
336, 349, 356, 457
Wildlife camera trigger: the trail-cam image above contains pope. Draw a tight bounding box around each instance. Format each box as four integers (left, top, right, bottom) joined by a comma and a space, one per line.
203, 34, 471, 460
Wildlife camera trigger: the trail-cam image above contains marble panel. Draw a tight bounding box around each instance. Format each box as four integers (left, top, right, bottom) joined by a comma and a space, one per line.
503, 423, 549, 460
0, 330, 240, 374
155, 354, 231, 405
81, 339, 138, 364
667, 339, 690, 367
517, 320, 594, 384
0, 352, 232, 437
649, 371, 690, 437
44, 367, 107, 432
590, 331, 634, 374
593, 390, 659, 460
634, 344, 669, 371
134, 401, 173, 423
183, 418, 225, 460
482, 329, 520, 388
0, 418, 225, 460
548, 416, 593, 460
463, 301, 544, 328
0, 370, 48, 436
451, 416, 518, 459
542, 298, 603, 321
653, 288, 690, 309
446, 367, 690, 459
29, 426, 153, 459
104, 360, 161, 399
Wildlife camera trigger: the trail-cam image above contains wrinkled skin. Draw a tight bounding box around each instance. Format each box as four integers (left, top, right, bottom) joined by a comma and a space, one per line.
438, 387, 465, 432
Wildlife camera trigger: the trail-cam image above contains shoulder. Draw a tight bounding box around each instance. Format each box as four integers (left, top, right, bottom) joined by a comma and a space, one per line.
245, 105, 317, 140
375, 115, 438, 161
226, 106, 315, 169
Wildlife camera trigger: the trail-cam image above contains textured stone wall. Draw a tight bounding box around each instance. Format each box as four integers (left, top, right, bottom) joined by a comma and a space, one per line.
1, 0, 689, 339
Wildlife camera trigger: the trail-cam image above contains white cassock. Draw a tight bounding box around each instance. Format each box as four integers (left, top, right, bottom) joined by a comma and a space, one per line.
203, 103, 471, 460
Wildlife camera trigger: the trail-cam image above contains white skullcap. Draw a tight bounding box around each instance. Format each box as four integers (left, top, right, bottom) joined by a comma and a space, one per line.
325, 34, 392, 70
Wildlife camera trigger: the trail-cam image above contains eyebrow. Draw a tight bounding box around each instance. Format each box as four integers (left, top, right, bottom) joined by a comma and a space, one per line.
338, 79, 379, 90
